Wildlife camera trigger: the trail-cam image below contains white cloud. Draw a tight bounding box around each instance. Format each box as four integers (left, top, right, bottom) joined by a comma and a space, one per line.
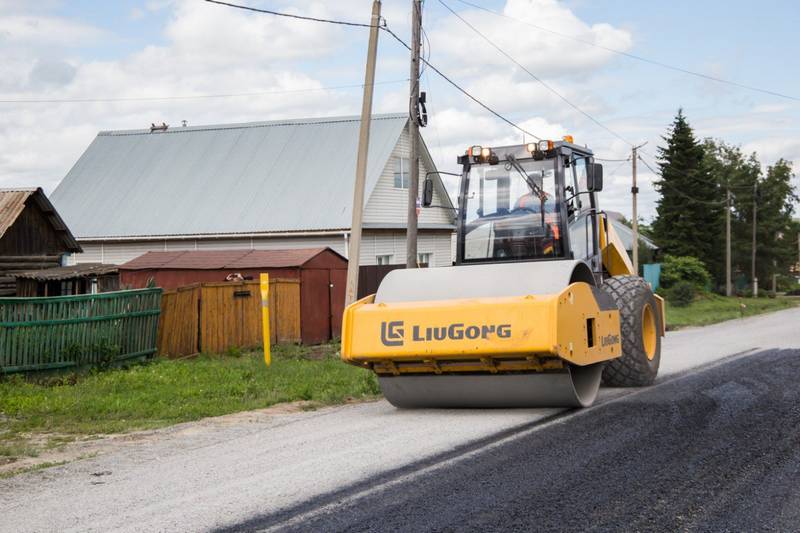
431, 0, 632, 79
2, 0, 791, 226
0, 14, 105, 46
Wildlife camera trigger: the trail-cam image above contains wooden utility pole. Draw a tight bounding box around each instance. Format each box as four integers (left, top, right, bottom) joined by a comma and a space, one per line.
752, 179, 758, 297
725, 187, 732, 296
631, 142, 647, 275
406, 0, 422, 268
345, 0, 381, 307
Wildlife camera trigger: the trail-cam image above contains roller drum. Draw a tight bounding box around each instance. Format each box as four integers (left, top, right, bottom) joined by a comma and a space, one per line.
373, 260, 604, 408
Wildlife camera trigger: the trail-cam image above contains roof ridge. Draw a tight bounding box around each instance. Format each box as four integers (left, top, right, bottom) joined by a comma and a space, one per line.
98, 113, 407, 137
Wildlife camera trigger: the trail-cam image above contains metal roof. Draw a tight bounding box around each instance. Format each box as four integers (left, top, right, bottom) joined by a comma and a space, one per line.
0, 188, 82, 252
119, 247, 345, 271
14, 263, 118, 281
51, 114, 410, 239
610, 219, 659, 251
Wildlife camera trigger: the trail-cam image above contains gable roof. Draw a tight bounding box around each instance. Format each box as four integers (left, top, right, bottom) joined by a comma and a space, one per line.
51, 114, 411, 239
0, 188, 81, 252
119, 247, 345, 271
610, 219, 659, 251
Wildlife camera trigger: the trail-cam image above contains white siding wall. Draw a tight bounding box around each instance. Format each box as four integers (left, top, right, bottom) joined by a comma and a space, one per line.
75, 230, 454, 268
363, 125, 453, 227
357, 230, 452, 267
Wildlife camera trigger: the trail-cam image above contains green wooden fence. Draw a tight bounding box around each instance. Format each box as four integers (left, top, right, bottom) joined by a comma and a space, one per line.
0, 288, 162, 374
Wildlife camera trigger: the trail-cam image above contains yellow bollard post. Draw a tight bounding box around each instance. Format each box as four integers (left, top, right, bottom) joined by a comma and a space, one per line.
260, 273, 271, 366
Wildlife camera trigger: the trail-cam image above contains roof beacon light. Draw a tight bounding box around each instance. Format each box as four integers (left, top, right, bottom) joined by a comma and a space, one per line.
562, 135, 574, 144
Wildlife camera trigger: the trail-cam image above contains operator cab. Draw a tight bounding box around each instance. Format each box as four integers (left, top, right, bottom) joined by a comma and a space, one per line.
426, 138, 603, 271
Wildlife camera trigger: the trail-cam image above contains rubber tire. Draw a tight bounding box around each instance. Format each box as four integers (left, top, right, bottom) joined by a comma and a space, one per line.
601, 275, 661, 387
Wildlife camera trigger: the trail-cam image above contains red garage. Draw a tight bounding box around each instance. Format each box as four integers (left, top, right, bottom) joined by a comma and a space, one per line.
120, 247, 347, 344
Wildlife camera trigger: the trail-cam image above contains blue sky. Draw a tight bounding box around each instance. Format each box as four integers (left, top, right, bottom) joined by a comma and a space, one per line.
1, 0, 797, 220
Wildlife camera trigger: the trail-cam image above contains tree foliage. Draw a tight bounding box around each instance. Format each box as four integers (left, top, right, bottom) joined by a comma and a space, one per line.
660, 254, 711, 290
652, 110, 723, 277
704, 139, 798, 286
651, 111, 797, 290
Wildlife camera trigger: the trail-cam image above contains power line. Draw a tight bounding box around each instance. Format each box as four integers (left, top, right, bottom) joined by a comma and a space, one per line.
439, 0, 632, 146
595, 157, 631, 162
638, 155, 727, 206
206, 0, 540, 141
0, 80, 408, 104
204, 0, 375, 28
381, 25, 540, 141
452, 0, 800, 102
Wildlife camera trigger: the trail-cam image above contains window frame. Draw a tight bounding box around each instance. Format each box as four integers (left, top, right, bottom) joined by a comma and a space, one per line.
393, 157, 410, 189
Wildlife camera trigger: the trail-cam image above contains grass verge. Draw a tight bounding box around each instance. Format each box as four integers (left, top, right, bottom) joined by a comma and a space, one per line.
0, 343, 378, 466
665, 293, 797, 330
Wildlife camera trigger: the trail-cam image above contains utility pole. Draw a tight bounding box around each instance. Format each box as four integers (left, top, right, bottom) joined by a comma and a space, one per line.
752, 179, 758, 298
406, 0, 422, 268
631, 142, 647, 275
725, 186, 732, 296
345, 0, 381, 307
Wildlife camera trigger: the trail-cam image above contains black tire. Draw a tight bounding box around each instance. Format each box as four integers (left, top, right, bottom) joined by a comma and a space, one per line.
601, 275, 661, 387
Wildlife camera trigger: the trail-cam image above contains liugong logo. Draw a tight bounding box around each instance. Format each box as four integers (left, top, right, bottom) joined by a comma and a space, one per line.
380, 321, 511, 347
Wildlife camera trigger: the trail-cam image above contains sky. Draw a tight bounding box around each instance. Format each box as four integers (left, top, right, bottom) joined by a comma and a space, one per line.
1, 0, 798, 221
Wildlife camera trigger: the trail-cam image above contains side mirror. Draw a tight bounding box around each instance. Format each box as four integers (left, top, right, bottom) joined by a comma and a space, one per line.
587, 163, 603, 192
422, 177, 434, 207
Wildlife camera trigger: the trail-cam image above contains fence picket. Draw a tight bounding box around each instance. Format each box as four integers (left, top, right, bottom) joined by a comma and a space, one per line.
0, 288, 162, 374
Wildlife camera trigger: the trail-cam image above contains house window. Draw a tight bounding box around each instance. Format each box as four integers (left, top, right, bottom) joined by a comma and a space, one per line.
376, 254, 393, 265
417, 252, 432, 267
394, 158, 409, 189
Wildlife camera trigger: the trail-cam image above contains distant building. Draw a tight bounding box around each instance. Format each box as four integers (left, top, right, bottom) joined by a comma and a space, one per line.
0, 188, 81, 295
51, 114, 455, 268
604, 210, 659, 255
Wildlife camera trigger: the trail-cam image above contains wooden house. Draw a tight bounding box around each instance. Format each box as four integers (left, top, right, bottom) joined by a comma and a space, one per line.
0, 188, 82, 295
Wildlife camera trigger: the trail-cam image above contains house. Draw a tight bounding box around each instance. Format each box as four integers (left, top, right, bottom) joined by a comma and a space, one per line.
119, 247, 347, 344
0, 188, 82, 295
51, 114, 456, 268
604, 211, 659, 255
14, 263, 119, 297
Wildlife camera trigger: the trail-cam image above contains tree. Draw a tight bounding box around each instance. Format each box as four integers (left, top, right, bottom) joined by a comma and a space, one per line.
652, 110, 723, 277
703, 139, 761, 285
705, 142, 798, 289
754, 159, 798, 284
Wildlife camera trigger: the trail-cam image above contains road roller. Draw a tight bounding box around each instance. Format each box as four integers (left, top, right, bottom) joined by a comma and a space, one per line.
341, 138, 665, 408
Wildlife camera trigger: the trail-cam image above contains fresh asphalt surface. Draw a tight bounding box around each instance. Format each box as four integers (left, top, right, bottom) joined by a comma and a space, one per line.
1, 307, 799, 532
245, 348, 800, 533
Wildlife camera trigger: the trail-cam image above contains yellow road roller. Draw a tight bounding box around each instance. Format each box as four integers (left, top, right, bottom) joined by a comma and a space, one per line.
341, 139, 664, 408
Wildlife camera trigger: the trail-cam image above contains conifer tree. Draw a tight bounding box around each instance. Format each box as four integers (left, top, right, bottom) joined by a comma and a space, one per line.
652, 110, 723, 275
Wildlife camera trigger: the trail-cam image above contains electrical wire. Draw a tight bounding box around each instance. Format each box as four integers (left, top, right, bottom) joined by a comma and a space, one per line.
439, 0, 631, 146
637, 155, 727, 206
204, 0, 375, 28
0, 80, 409, 104
205, 0, 541, 141
452, 0, 799, 102
381, 25, 540, 141
595, 157, 631, 162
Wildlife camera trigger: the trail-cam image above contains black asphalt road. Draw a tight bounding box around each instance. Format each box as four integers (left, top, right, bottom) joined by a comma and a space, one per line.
227, 349, 800, 533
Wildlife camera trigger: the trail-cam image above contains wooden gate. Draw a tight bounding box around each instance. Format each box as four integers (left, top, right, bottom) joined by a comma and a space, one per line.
157, 279, 300, 357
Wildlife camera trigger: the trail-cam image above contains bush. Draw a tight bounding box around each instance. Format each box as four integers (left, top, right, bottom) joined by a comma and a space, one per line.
667, 280, 695, 307
660, 255, 711, 291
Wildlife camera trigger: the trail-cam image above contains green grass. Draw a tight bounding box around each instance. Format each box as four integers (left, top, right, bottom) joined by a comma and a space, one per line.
665, 293, 797, 329
0, 343, 379, 464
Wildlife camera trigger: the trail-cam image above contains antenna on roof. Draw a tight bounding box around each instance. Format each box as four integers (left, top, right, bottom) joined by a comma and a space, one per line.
182, 120, 188, 127
150, 122, 168, 133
